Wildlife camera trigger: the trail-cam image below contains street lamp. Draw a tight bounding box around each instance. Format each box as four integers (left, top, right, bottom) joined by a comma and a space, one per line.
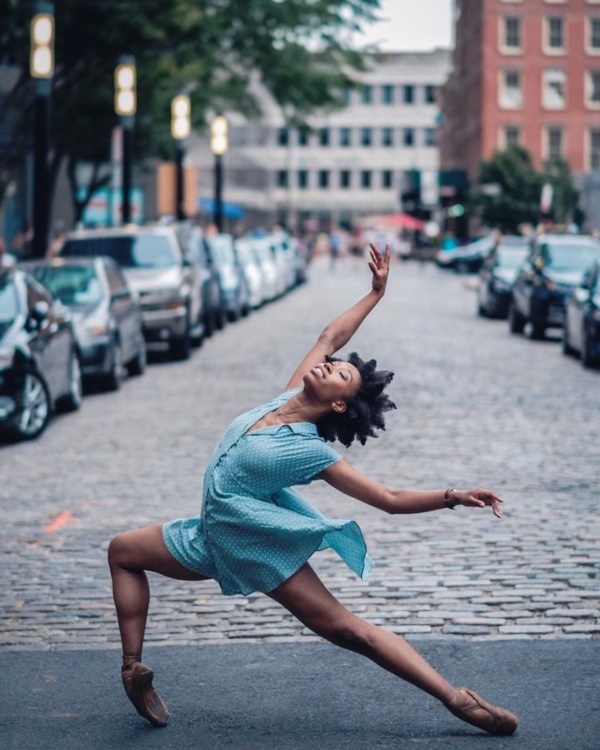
114, 56, 136, 224
30, 3, 54, 258
210, 114, 228, 232
171, 95, 191, 221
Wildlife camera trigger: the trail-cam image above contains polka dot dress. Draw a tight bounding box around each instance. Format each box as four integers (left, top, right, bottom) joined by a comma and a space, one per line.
163, 389, 373, 596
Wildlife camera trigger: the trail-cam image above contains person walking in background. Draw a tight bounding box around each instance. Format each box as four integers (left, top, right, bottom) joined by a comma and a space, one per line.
45, 220, 67, 259
108, 242, 518, 737
0, 238, 16, 268
329, 225, 342, 270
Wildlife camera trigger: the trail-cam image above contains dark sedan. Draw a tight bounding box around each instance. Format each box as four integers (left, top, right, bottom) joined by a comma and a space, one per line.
23, 257, 146, 390
510, 235, 600, 340
477, 238, 529, 318
563, 259, 600, 368
436, 236, 497, 273
0, 268, 82, 440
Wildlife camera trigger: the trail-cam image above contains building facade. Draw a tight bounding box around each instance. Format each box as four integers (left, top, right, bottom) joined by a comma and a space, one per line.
440, 0, 600, 182
190, 50, 451, 230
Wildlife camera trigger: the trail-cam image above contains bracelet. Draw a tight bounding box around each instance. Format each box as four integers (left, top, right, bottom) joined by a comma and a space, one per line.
444, 488, 458, 510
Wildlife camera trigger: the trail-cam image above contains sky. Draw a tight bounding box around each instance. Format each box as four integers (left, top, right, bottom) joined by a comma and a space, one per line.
355, 0, 454, 52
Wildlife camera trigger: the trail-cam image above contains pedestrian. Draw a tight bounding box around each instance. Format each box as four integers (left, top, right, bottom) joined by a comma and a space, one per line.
108, 242, 518, 736
0, 238, 16, 268
45, 220, 66, 259
329, 226, 341, 270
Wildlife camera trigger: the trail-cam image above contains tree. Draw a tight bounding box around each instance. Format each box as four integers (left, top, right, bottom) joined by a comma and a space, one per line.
0, 0, 380, 226
472, 146, 543, 233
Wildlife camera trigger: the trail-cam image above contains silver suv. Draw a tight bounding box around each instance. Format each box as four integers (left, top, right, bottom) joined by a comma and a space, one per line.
61, 225, 203, 360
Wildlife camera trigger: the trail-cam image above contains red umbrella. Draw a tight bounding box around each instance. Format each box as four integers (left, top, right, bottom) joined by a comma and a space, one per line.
359, 213, 426, 231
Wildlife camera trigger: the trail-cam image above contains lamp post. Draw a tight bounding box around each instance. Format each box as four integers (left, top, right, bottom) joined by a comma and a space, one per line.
114, 56, 136, 224
210, 115, 228, 233
171, 95, 191, 221
30, 3, 54, 258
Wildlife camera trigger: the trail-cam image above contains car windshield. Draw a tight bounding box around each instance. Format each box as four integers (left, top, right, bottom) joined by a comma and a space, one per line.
209, 236, 235, 266
62, 234, 178, 268
541, 242, 600, 273
496, 246, 528, 268
32, 265, 103, 306
0, 276, 20, 324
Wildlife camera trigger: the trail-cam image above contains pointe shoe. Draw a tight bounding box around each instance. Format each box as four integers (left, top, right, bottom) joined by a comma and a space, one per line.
447, 687, 518, 736
121, 661, 170, 727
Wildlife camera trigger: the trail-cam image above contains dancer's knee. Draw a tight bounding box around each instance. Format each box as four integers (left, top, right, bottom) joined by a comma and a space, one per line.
313, 613, 376, 654
108, 532, 132, 569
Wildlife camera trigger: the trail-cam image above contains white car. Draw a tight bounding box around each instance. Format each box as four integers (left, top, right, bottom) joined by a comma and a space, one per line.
234, 238, 264, 309
250, 237, 280, 302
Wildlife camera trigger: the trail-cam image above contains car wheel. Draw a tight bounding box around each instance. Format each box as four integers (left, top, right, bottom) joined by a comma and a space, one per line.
529, 321, 545, 340
562, 317, 576, 357
170, 321, 192, 361
103, 342, 124, 391
204, 310, 215, 338
127, 339, 146, 377
509, 302, 526, 334
14, 371, 51, 440
477, 298, 487, 317
56, 353, 83, 412
216, 308, 226, 330
581, 327, 596, 369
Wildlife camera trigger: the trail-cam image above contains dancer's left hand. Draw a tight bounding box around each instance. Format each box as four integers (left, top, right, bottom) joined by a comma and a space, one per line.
369, 242, 390, 296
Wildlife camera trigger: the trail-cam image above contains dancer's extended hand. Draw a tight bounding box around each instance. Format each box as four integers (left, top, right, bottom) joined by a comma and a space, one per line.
369, 242, 390, 296
453, 489, 505, 518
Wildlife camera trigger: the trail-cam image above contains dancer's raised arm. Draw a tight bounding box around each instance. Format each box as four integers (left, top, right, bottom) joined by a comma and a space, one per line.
286, 243, 390, 390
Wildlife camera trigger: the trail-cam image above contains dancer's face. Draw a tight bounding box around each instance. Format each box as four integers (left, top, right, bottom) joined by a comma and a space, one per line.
304, 360, 361, 412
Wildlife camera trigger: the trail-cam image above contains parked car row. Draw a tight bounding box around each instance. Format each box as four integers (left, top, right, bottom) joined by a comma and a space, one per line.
474, 233, 600, 368
0, 224, 308, 441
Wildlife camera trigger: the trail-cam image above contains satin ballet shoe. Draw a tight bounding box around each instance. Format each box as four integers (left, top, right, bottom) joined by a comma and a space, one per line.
447, 687, 519, 736
121, 661, 170, 727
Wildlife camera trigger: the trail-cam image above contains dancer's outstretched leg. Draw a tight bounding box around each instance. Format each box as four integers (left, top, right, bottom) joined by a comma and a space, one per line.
108, 524, 208, 727
269, 563, 518, 736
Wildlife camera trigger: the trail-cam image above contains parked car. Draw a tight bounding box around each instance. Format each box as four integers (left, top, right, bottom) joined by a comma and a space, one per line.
0, 268, 82, 440
563, 259, 600, 368
176, 223, 225, 337
436, 236, 497, 273
510, 234, 600, 339
477, 237, 529, 318
23, 257, 146, 390
234, 238, 265, 309
206, 233, 250, 321
61, 225, 203, 360
250, 236, 280, 303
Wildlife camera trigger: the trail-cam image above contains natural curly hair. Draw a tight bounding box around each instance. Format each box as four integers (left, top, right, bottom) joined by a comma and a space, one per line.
316, 352, 396, 448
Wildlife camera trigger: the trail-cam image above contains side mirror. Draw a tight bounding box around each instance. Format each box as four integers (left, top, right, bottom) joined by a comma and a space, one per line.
574, 287, 590, 304
27, 300, 50, 330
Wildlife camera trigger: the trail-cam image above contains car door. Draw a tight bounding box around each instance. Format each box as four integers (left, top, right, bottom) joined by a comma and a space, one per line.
104, 260, 138, 363
24, 275, 70, 401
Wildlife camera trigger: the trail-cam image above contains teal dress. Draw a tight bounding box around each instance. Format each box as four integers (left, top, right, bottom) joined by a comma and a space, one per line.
163, 388, 373, 596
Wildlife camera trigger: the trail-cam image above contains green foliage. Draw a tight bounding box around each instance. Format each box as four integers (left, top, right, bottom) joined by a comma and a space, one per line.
0, 0, 380, 221
472, 145, 578, 233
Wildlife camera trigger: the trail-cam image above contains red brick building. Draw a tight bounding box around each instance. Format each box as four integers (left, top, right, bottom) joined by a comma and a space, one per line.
440, 0, 600, 182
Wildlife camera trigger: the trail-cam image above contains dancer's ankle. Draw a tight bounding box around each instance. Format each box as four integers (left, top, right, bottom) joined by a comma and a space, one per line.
122, 654, 142, 670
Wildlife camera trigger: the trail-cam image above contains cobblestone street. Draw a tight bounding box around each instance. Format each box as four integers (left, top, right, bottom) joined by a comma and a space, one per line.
1, 257, 599, 650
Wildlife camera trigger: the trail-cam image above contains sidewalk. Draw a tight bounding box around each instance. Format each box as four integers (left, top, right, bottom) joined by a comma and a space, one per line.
1, 639, 597, 749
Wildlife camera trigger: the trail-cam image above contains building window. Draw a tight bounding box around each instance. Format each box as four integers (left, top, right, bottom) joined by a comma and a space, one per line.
585, 70, 600, 107
589, 128, 600, 169
502, 125, 521, 148
339, 127, 352, 147
499, 70, 523, 108
382, 84, 394, 104
546, 127, 563, 159
424, 127, 437, 147
297, 128, 310, 147
276, 170, 288, 188
403, 128, 415, 146
362, 85, 373, 104
545, 16, 565, 52
588, 17, 600, 51
424, 85, 437, 104
339, 170, 351, 189
361, 127, 372, 146
543, 69, 566, 109
318, 170, 330, 189
361, 170, 372, 188
341, 85, 351, 105
319, 127, 330, 146
297, 170, 309, 189
277, 127, 289, 146
403, 85, 415, 104
382, 170, 393, 189
382, 127, 394, 147
502, 16, 522, 50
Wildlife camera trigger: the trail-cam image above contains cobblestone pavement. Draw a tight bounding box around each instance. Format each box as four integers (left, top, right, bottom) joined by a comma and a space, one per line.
1, 257, 598, 650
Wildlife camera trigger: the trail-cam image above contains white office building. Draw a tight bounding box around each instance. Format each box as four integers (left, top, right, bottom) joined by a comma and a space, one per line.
190, 49, 451, 229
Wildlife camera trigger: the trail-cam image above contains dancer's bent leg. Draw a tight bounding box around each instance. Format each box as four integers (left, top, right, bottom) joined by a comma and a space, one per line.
269, 563, 518, 735
108, 524, 209, 727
